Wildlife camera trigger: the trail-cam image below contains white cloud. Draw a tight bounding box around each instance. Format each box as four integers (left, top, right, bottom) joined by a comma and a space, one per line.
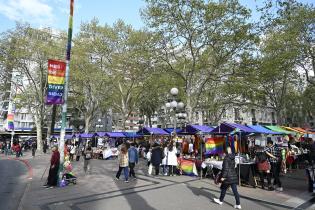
0, 0, 54, 26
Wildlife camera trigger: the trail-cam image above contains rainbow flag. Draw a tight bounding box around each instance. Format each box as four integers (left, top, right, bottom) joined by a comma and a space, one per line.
7, 113, 14, 130
180, 159, 197, 176
205, 138, 224, 155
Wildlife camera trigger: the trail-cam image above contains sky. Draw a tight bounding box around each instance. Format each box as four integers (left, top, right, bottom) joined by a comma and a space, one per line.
0, 0, 313, 34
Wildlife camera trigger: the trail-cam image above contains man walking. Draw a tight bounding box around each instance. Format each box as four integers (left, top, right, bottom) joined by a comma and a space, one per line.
265, 139, 283, 191
128, 143, 139, 179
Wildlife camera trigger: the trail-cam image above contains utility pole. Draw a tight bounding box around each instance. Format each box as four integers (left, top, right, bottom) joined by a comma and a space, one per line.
59, 0, 74, 176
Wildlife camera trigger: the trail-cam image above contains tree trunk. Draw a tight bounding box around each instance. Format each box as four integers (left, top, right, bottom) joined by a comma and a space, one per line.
46, 105, 57, 141
35, 116, 43, 152
148, 114, 152, 128
84, 115, 91, 133
186, 91, 193, 123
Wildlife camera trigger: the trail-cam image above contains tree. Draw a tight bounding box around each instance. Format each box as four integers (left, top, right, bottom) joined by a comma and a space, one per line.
142, 0, 256, 123
0, 24, 66, 151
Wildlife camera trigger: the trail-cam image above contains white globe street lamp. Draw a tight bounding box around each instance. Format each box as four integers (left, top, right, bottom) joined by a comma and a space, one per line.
170, 100, 178, 108
170, 87, 179, 96
178, 101, 184, 109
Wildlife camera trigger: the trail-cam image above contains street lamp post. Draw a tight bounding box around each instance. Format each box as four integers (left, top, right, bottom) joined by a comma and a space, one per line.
165, 88, 186, 137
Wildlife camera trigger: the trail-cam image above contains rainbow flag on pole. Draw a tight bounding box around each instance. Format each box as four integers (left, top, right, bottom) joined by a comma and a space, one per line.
205, 138, 224, 155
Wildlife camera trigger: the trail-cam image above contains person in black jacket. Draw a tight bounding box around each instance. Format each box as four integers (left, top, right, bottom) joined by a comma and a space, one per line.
150, 143, 163, 176
214, 147, 241, 209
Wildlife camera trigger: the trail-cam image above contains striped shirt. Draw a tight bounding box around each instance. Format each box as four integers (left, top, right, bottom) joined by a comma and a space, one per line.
264, 145, 282, 163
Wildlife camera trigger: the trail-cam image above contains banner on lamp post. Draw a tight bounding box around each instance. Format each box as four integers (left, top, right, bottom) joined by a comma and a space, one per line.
46, 59, 66, 105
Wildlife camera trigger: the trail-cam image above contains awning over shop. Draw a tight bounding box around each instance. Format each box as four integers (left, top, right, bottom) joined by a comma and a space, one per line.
264, 126, 294, 135
211, 122, 257, 134
247, 125, 282, 135
137, 127, 169, 135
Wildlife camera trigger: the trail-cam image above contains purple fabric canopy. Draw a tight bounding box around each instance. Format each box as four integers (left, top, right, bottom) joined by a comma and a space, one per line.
137, 127, 169, 135
105, 132, 125, 138
211, 122, 257, 134
180, 125, 214, 134
96, 132, 107, 137
78, 133, 94, 138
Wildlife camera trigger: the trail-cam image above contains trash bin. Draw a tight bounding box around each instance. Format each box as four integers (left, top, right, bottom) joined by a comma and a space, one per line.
306, 166, 315, 193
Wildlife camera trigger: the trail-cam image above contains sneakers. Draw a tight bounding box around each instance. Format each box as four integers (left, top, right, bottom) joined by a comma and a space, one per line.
276, 187, 283, 192
114, 178, 119, 181
234, 205, 242, 209
125, 180, 129, 183
213, 198, 223, 205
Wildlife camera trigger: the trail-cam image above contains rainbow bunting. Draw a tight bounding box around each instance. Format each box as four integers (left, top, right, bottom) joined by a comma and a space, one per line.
205, 138, 224, 155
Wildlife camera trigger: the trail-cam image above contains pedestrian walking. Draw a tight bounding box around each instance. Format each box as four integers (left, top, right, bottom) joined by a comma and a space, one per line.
128, 143, 138, 179
162, 143, 168, 175
15, 143, 21, 158
115, 144, 129, 183
44, 146, 60, 188
83, 142, 93, 174
76, 144, 82, 161
214, 147, 241, 209
31, 141, 37, 158
167, 141, 178, 176
151, 143, 163, 176
69, 144, 76, 161
265, 139, 283, 191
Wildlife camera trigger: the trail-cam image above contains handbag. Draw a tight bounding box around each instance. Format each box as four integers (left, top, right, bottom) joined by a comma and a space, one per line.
257, 160, 270, 171
148, 164, 153, 175
214, 171, 223, 185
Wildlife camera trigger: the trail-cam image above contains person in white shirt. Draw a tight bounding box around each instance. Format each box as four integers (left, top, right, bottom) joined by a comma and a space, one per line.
167, 141, 178, 176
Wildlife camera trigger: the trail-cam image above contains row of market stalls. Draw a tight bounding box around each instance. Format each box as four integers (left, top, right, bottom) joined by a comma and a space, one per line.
50, 123, 315, 142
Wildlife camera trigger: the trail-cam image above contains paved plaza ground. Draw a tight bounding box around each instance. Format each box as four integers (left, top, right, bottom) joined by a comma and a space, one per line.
1, 151, 314, 210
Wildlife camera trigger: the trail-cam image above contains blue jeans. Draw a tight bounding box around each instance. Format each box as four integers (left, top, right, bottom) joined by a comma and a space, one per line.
219, 183, 240, 205
116, 166, 129, 181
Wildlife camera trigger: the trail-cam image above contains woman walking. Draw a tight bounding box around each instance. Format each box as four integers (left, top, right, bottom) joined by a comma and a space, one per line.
167, 141, 178, 176
214, 147, 241, 209
83, 142, 93, 174
45, 146, 60, 188
115, 144, 129, 183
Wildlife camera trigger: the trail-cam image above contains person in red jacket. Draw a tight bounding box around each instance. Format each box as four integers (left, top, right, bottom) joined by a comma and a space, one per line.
45, 146, 60, 188
15, 143, 21, 158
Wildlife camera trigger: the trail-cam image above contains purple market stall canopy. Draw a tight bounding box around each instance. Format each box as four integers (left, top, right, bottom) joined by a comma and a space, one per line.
247, 125, 282, 135
137, 127, 169, 136
51, 134, 74, 139
123, 132, 143, 138
179, 124, 214, 134
164, 128, 182, 134
77, 133, 95, 138
211, 122, 257, 134
105, 132, 126, 138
